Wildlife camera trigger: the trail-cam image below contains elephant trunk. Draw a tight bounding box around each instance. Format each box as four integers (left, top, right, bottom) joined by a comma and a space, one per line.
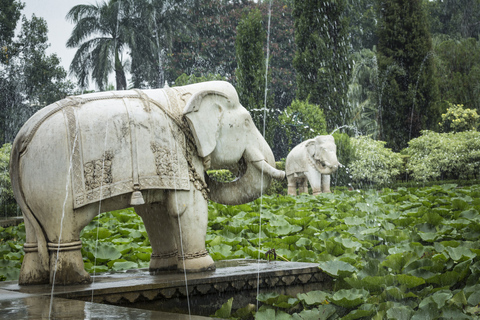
251, 160, 285, 180
208, 140, 285, 205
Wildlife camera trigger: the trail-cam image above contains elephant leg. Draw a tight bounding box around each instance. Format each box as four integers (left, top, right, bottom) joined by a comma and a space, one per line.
305, 167, 322, 195
321, 175, 332, 193
299, 178, 309, 194
48, 240, 90, 285
19, 214, 49, 285
166, 188, 215, 272
135, 202, 178, 272
47, 204, 95, 285
287, 175, 297, 195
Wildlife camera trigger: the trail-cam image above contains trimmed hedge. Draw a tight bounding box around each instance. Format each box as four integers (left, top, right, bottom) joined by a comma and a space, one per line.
405, 130, 480, 181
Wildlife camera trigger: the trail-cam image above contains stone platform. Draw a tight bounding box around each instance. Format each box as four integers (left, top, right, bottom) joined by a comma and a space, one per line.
0, 259, 331, 318
0, 216, 23, 228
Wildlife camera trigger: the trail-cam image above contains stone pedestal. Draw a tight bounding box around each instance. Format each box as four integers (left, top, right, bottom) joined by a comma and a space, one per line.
0, 259, 332, 318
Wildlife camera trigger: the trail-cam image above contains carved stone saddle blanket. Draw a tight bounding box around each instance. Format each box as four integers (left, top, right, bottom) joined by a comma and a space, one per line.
57, 87, 192, 209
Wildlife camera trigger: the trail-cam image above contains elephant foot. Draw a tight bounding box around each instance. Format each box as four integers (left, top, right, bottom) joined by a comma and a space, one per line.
299, 188, 309, 194
287, 185, 297, 196
178, 250, 215, 272
19, 243, 49, 285
312, 190, 322, 196
149, 250, 178, 274
48, 241, 91, 285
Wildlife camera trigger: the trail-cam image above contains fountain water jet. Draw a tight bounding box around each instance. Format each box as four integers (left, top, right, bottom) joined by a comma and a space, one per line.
49, 110, 80, 317
256, 0, 273, 312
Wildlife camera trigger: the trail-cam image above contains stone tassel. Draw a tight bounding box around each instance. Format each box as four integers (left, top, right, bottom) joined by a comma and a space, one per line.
130, 186, 145, 206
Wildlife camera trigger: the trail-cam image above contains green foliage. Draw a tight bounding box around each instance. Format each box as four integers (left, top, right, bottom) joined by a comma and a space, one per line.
0, 222, 24, 280
349, 136, 404, 186
376, 0, 440, 151
346, 48, 381, 138
405, 130, 480, 181
331, 133, 354, 187
0, 143, 17, 217
441, 103, 480, 133
427, 0, 480, 38
18, 15, 74, 106
208, 184, 480, 318
235, 8, 276, 147
5, 184, 480, 319
346, 0, 378, 51
235, 9, 266, 113
80, 208, 151, 273
265, 163, 288, 197
165, 0, 249, 83
279, 99, 327, 148
66, 0, 131, 90
292, 0, 351, 131
166, 1, 296, 112
0, 0, 23, 64
434, 37, 480, 113
213, 297, 234, 318
173, 73, 225, 86
128, 0, 193, 89
0, 14, 73, 145
68, 0, 190, 90
207, 169, 236, 183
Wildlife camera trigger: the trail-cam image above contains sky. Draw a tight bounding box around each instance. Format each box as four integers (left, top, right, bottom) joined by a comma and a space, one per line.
22, 0, 91, 75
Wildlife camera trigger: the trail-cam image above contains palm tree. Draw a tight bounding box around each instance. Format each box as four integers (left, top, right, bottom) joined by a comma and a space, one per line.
66, 0, 130, 91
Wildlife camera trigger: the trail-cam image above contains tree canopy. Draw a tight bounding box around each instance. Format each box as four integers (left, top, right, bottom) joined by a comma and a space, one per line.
2, 0, 479, 156
376, 0, 440, 151
292, 0, 351, 131
66, 0, 131, 90
0, 11, 73, 144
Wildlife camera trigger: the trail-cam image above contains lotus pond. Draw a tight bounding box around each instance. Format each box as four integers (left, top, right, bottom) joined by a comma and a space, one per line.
2, 184, 480, 319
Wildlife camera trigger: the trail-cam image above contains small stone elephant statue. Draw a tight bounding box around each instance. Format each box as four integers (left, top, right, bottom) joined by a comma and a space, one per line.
285, 135, 341, 195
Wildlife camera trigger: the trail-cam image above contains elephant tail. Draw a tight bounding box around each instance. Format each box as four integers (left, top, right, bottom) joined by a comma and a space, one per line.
10, 129, 49, 272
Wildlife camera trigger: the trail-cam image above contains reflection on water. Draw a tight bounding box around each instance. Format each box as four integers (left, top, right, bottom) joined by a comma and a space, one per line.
0, 295, 208, 320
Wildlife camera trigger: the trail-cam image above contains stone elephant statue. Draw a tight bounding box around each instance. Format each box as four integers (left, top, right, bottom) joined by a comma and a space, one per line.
10, 81, 285, 285
285, 135, 341, 195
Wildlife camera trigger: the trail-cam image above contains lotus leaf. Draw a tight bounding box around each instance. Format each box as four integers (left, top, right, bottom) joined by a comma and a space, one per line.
297, 290, 329, 306
292, 306, 336, 320
444, 246, 476, 261
386, 305, 414, 320
440, 306, 472, 319
330, 289, 369, 308
213, 297, 233, 318
340, 308, 375, 320
209, 244, 233, 260
452, 198, 469, 211
112, 261, 138, 271
92, 243, 122, 263
318, 260, 357, 278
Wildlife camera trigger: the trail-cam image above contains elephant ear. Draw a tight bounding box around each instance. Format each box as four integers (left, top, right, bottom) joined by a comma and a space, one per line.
183, 90, 231, 157
306, 139, 318, 160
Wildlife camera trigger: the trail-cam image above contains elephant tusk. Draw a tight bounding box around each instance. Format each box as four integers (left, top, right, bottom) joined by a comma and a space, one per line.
251, 160, 286, 180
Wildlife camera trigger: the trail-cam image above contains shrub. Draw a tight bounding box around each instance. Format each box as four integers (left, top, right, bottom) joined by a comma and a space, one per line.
349, 136, 404, 186
440, 103, 479, 132
279, 99, 327, 148
206, 169, 236, 183
405, 130, 480, 181
0, 143, 17, 217
331, 133, 355, 187
173, 73, 225, 86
